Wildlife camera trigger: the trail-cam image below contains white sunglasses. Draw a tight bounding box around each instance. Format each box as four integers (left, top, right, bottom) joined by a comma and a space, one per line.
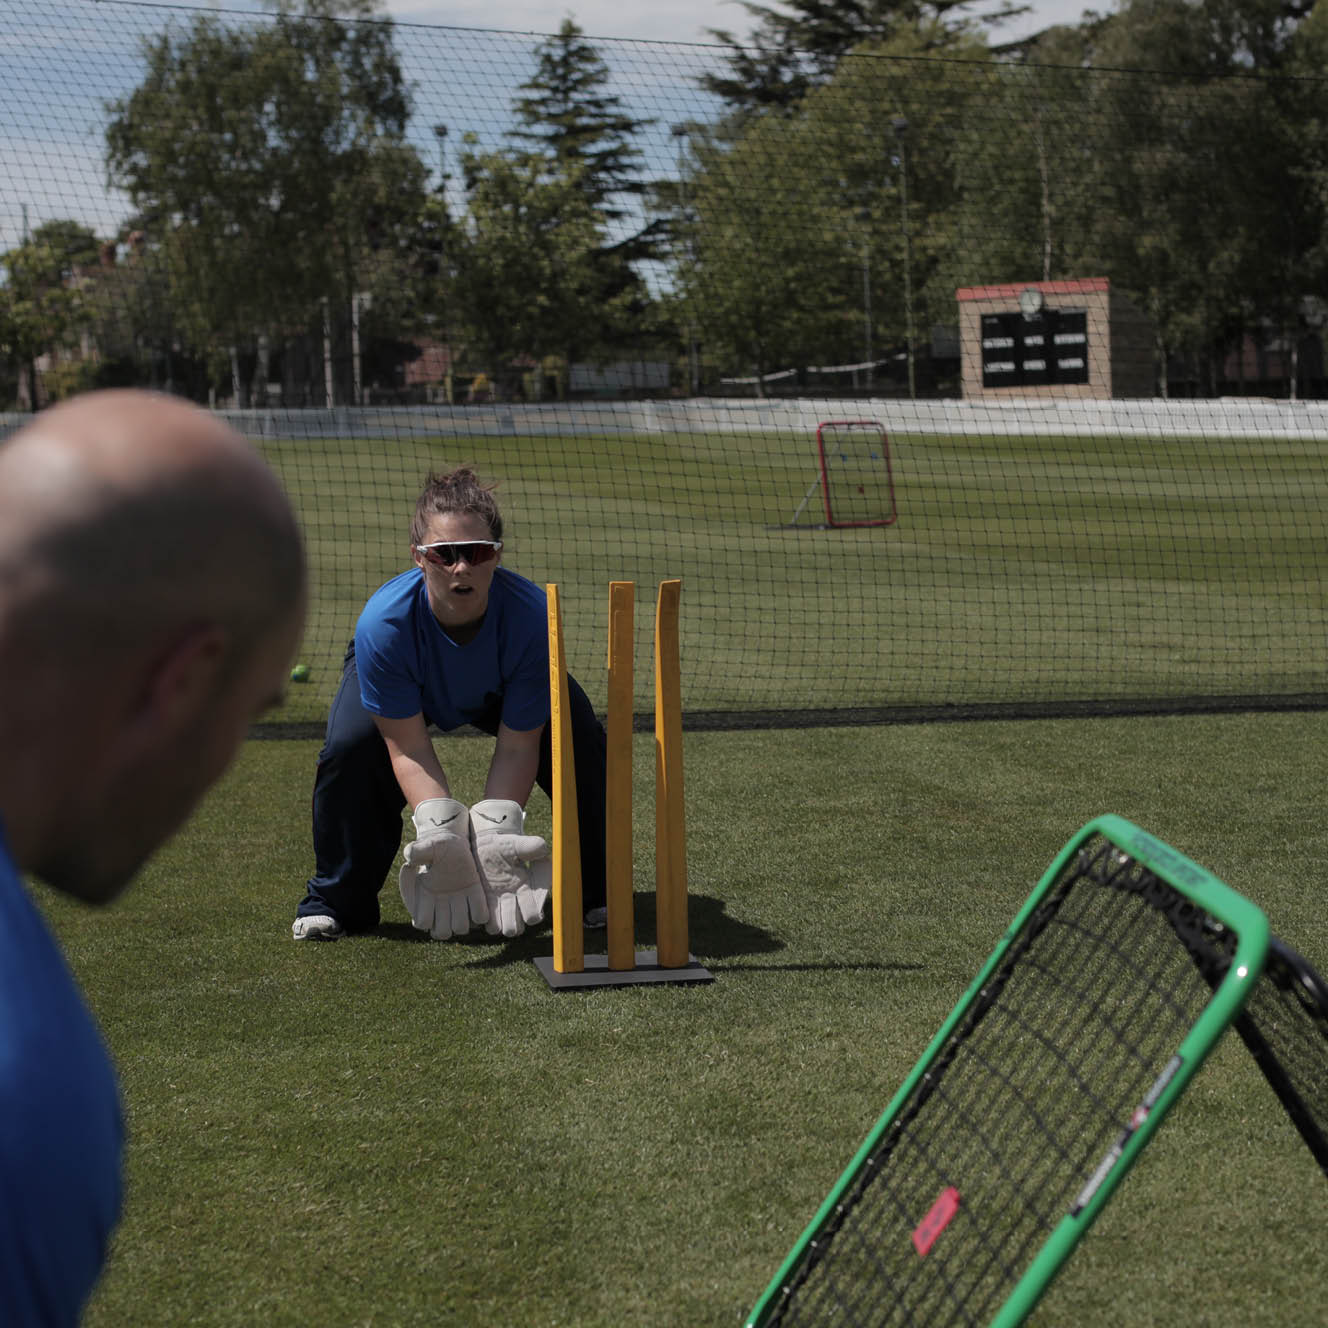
415, 539, 503, 567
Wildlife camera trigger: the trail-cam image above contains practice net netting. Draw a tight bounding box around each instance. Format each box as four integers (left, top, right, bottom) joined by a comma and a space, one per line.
3, 0, 1328, 727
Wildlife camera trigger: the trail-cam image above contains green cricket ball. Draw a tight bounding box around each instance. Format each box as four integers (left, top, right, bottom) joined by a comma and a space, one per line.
290, 664, 311, 683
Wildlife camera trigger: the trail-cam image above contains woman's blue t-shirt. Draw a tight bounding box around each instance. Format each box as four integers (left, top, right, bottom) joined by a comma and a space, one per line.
354, 566, 550, 733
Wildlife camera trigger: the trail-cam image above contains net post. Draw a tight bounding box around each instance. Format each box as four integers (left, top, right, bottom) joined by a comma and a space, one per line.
547, 584, 583, 974
606, 581, 636, 971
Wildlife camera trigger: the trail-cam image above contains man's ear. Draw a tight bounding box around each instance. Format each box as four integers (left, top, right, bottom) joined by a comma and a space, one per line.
128, 623, 229, 738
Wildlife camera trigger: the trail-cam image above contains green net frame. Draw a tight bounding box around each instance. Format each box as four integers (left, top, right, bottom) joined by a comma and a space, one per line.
745, 815, 1270, 1328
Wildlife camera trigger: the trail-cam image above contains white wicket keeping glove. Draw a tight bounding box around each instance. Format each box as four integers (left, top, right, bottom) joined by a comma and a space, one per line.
470, 799, 552, 938
398, 798, 489, 940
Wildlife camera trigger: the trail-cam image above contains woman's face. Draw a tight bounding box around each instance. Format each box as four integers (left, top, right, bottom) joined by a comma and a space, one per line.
412, 510, 502, 635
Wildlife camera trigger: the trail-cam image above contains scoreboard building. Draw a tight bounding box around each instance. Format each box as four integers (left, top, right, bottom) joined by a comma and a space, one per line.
957, 278, 1155, 399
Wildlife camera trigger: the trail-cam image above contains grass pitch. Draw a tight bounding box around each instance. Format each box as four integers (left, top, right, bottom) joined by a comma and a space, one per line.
261, 426, 1328, 726
37, 710, 1328, 1326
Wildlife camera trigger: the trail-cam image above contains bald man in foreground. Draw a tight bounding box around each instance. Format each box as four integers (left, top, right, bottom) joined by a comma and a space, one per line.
0, 390, 306, 1324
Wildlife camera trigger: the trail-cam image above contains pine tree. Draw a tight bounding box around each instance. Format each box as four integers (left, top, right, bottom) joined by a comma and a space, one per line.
512, 18, 650, 222
702, 0, 1031, 113
500, 18, 663, 370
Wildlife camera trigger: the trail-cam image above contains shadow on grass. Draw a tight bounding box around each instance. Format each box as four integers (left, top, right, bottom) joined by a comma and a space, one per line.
367, 922, 435, 943
368, 895, 921, 975
368, 892, 778, 959
705, 960, 925, 974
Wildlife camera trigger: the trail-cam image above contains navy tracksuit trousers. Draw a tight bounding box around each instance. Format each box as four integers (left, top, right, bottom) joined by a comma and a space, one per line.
296, 642, 608, 933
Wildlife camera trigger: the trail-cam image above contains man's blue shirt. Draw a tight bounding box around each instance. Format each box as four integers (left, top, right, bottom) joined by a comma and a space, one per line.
0, 819, 124, 1326
355, 566, 550, 733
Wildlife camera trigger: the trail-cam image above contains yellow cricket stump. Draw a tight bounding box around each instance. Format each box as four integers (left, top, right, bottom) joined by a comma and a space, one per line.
654, 579, 689, 969
534, 579, 712, 991
606, 581, 636, 971
547, 583, 583, 975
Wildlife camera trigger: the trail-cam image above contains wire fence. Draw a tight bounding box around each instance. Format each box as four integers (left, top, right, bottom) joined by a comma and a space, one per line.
3, 0, 1327, 725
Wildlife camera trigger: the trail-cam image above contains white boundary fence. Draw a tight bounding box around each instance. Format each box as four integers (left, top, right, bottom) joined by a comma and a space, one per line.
7, 397, 1328, 443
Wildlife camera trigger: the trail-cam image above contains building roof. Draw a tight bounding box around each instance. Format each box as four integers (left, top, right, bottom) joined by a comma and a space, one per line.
956, 277, 1110, 302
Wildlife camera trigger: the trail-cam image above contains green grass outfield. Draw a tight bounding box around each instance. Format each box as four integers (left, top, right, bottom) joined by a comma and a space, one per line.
261, 427, 1328, 726
38, 711, 1328, 1326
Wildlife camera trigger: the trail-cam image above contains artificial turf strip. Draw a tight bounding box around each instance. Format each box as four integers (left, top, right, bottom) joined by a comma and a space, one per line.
33, 712, 1328, 1326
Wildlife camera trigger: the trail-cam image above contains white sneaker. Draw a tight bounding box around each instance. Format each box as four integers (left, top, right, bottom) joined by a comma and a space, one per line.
292, 914, 344, 941
584, 907, 608, 930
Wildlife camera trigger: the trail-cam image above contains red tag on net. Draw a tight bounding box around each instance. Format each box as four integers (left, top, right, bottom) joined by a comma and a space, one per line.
912, 1186, 961, 1256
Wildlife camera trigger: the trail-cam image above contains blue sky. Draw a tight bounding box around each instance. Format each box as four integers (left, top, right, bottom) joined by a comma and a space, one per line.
0, 0, 1102, 253
382, 0, 1099, 46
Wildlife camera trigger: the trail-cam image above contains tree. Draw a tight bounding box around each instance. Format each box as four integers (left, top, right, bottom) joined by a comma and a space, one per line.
0, 221, 101, 408
517, 20, 664, 366
513, 18, 651, 221
449, 144, 605, 391
446, 21, 666, 392
104, 0, 429, 404
793, 29, 994, 368
672, 116, 859, 388
702, 0, 1029, 114
74, 225, 177, 393
1282, 0, 1328, 363
1080, 0, 1328, 393
505, 19, 662, 370
940, 55, 1104, 291
675, 26, 993, 388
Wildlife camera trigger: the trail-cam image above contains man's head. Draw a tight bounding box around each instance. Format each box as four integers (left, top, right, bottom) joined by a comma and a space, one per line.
0, 389, 307, 903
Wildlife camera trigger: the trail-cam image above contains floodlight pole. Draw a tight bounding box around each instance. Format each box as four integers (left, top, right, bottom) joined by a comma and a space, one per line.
893, 116, 916, 400
320, 296, 333, 409
1302, 300, 1327, 404
351, 291, 371, 406
860, 204, 873, 387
